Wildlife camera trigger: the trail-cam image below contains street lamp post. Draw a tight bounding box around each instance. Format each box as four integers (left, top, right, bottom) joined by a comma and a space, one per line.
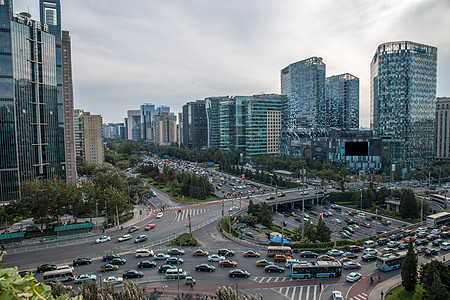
301, 169, 306, 240
320, 195, 329, 207
270, 177, 278, 213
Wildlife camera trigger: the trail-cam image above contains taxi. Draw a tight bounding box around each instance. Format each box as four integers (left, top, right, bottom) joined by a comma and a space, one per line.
317, 255, 335, 261
243, 250, 261, 257
192, 249, 209, 256
342, 252, 358, 259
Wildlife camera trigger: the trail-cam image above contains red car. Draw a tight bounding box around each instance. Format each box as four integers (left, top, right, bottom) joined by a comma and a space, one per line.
145, 224, 156, 231
348, 245, 363, 252
219, 260, 237, 268
274, 254, 292, 262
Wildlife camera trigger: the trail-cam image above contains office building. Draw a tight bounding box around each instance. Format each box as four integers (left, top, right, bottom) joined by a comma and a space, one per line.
74, 109, 104, 165
326, 73, 359, 129
182, 100, 208, 149
281, 57, 326, 129
140, 103, 156, 141
370, 41, 437, 168
177, 112, 183, 146
0, 6, 64, 202
153, 112, 177, 146
127, 110, 141, 141
205, 96, 230, 148
436, 97, 450, 161
103, 123, 125, 139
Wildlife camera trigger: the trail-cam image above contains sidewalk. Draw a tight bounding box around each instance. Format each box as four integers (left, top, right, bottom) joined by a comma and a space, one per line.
368, 274, 401, 300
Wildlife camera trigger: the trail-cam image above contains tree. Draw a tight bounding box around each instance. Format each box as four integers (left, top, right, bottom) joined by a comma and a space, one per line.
256, 202, 273, 228
240, 214, 258, 227
247, 199, 257, 215
293, 220, 316, 241
420, 260, 450, 292
423, 272, 450, 300
401, 240, 417, 292
399, 189, 419, 219
216, 286, 261, 300
315, 217, 331, 242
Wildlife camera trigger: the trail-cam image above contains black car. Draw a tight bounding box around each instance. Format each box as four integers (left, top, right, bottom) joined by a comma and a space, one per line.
440, 231, 450, 239
158, 264, 177, 273
300, 251, 318, 258
432, 239, 443, 246
167, 248, 185, 255
229, 269, 250, 278
218, 248, 235, 256
196, 263, 216, 272
424, 249, 439, 256
37, 264, 57, 273
362, 254, 377, 262
398, 243, 409, 250
18, 271, 31, 277
103, 254, 120, 262
426, 234, 438, 241
343, 226, 355, 234
134, 235, 147, 243
109, 258, 127, 265
415, 239, 429, 246
138, 260, 157, 269
265, 265, 285, 273
389, 234, 403, 241
377, 238, 389, 246
73, 258, 92, 266
123, 269, 144, 278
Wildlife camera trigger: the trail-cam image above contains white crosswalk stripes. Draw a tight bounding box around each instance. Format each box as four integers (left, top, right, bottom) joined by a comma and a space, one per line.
175, 208, 210, 221
270, 284, 327, 300
349, 292, 368, 300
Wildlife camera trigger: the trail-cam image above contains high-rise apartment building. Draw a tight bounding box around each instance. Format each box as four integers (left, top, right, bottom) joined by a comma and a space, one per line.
370, 41, 437, 168
182, 100, 208, 149
205, 96, 230, 148
126, 110, 141, 141
74, 109, 104, 165
281, 57, 326, 129
326, 73, 359, 129
0, 5, 64, 202
153, 113, 177, 146
436, 97, 450, 161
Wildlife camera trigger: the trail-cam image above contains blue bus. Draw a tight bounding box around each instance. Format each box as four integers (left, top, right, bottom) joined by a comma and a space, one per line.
376, 251, 417, 272
290, 261, 342, 278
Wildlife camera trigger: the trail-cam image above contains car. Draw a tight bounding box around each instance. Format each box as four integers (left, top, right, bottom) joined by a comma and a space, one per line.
398, 243, 409, 250
300, 190, 309, 195
256, 259, 274, 267
192, 249, 209, 256
185, 276, 196, 286
46, 281, 73, 291
327, 249, 344, 256
348, 245, 363, 252
243, 250, 261, 257
343, 261, 361, 270
123, 269, 144, 278
144, 224, 156, 231
278, 193, 286, 197
343, 226, 355, 234
431, 229, 441, 235
218, 249, 235, 256
389, 233, 403, 241
285, 259, 306, 268
18, 271, 31, 277
154, 253, 170, 260
331, 204, 340, 210
74, 274, 97, 284
167, 257, 184, 264
416, 245, 427, 253
265, 265, 285, 273
219, 260, 238, 268
208, 254, 226, 262
103, 254, 120, 262
229, 206, 239, 212
332, 291, 344, 300
128, 226, 140, 233
37, 264, 57, 273
342, 252, 358, 259
387, 241, 400, 248
156, 212, 164, 219
96, 236, 111, 244
73, 258, 92, 266
317, 255, 335, 261
300, 251, 319, 258
118, 234, 133, 242
338, 257, 352, 264
109, 258, 127, 265
274, 254, 292, 262
357, 212, 366, 218
346, 272, 362, 283
196, 263, 216, 272
377, 238, 389, 246
415, 239, 429, 246
167, 248, 185, 255
158, 264, 177, 273
134, 235, 147, 243
229, 269, 250, 278
100, 264, 119, 272
424, 248, 439, 256
441, 231, 450, 239
364, 248, 378, 256
417, 231, 427, 238
266, 196, 275, 200
103, 276, 124, 285
138, 260, 157, 269
361, 222, 371, 228
332, 218, 342, 224
380, 248, 396, 256
324, 211, 333, 217
426, 234, 439, 241
440, 242, 450, 251
361, 254, 377, 262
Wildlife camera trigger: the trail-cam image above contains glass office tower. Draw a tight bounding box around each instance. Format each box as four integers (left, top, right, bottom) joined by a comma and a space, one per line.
281, 57, 326, 129
326, 73, 359, 129
370, 41, 437, 168
182, 100, 208, 150
0, 4, 63, 202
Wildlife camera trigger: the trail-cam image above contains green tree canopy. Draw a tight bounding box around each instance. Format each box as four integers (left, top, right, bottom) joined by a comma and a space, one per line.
401, 240, 418, 292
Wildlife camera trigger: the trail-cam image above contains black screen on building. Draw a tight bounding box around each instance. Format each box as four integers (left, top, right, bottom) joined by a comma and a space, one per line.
345, 142, 369, 156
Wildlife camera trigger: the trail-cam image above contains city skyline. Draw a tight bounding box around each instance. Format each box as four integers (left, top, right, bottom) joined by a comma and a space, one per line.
13, 0, 450, 125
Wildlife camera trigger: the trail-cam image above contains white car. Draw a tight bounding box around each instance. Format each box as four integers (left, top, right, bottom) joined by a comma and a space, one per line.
229, 206, 239, 212
357, 213, 366, 218
75, 274, 97, 284
208, 254, 225, 262
154, 253, 170, 260
156, 212, 164, 219
332, 291, 344, 300
118, 234, 132, 242
363, 248, 378, 255
346, 272, 362, 283
441, 242, 450, 251
96, 236, 111, 244
103, 276, 123, 285
327, 249, 344, 256
332, 218, 342, 224
431, 229, 440, 235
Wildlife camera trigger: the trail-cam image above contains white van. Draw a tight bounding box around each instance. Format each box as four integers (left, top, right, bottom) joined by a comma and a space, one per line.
363, 240, 376, 249
441, 242, 450, 251
56, 265, 74, 272
135, 248, 154, 258
166, 268, 187, 279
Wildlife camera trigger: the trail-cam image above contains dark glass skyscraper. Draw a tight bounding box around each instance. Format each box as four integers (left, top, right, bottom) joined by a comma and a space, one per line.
0, 2, 63, 202
326, 73, 359, 129
182, 100, 208, 150
370, 41, 437, 168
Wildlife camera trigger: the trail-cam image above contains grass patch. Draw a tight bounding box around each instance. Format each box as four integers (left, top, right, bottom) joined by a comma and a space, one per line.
119, 212, 134, 225
386, 284, 425, 300
167, 233, 200, 247
154, 185, 219, 203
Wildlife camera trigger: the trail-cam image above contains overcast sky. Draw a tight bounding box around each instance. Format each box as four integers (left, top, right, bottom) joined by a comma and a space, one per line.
13, 0, 450, 126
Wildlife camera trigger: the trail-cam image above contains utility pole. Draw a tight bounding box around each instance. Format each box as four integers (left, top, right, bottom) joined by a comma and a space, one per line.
375, 208, 378, 234
301, 169, 305, 240
188, 211, 192, 237
360, 190, 363, 211
116, 206, 119, 228
104, 200, 108, 230
281, 221, 284, 246
222, 198, 224, 217
333, 218, 337, 248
